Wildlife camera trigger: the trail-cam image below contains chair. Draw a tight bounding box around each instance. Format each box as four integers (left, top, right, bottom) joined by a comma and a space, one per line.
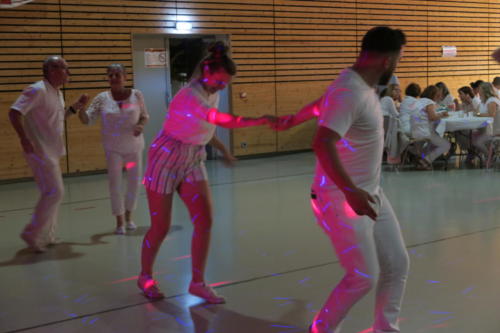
486, 136, 500, 169
400, 138, 430, 168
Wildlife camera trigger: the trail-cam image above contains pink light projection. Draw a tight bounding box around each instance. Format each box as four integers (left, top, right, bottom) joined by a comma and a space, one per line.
125, 162, 137, 170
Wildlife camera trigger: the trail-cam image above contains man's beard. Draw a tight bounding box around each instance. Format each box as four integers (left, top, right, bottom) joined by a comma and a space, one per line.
378, 71, 393, 85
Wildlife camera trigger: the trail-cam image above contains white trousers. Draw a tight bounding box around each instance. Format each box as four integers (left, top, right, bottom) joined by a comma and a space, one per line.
105, 150, 142, 216
471, 127, 491, 155
22, 153, 64, 246
310, 188, 409, 333
423, 131, 451, 163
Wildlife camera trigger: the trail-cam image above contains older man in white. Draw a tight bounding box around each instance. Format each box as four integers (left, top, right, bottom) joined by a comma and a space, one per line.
9, 56, 88, 252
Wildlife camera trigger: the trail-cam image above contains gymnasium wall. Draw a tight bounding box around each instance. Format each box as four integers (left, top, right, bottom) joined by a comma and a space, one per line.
1, 0, 499, 180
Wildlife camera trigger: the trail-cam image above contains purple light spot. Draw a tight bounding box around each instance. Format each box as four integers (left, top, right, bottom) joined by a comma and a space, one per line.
145, 239, 151, 249
320, 176, 326, 187
339, 221, 354, 229
161, 147, 171, 153
89, 318, 99, 325
430, 311, 453, 315
462, 286, 475, 295
270, 325, 296, 328
427, 280, 441, 284
191, 194, 200, 202
299, 277, 310, 284
341, 245, 358, 254
273, 297, 291, 300
341, 139, 356, 152
321, 202, 331, 213
174, 316, 189, 326
321, 220, 331, 232
432, 316, 454, 324
354, 268, 372, 279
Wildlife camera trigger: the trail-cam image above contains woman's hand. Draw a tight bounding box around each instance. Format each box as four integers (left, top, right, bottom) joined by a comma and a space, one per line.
221, 152, 238, 167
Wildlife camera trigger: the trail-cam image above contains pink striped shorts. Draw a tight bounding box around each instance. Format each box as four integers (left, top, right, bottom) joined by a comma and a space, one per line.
143, 133, 208, 194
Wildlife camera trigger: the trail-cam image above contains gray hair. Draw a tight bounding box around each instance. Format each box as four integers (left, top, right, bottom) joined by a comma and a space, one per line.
42, 55, 63, 78
107, 63, 127, 75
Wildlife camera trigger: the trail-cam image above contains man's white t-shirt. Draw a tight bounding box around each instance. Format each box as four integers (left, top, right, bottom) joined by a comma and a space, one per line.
11, 80, 66, 159
163, 80, 219, 145
313, 68, 384, 195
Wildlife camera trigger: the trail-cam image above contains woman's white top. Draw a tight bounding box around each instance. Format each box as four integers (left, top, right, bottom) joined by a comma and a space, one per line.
163, 80, 219, 145
472, 95, 481, 111
480, 96, 500, 135
380, 95, 399, 117
86, 89, 149, 154
399, 96, 419, 135
438, 93, 454, 108
411, 97, 435, 140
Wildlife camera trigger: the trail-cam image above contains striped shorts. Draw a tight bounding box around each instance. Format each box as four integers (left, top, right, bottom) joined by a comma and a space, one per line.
143, 133, 208, 194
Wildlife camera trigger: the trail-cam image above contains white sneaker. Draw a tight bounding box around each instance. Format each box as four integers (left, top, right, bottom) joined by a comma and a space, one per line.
126, 221, 137, 230
114, 226, 126, 235
188, 281, 226, 304
20, 233, 47, 253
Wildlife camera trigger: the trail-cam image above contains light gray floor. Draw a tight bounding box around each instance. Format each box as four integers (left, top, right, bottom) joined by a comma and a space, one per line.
1, 152, 499, 333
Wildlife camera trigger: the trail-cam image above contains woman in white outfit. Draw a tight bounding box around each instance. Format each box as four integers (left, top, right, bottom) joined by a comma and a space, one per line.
399, 83, 421, 136
79, 64, 149, 234
472, 82, 500, 155
436, 82, 455, 111
137, 42, 274, 303
411, 85, 451, 169
380, 83, 401, 118
470, 80, 484, 111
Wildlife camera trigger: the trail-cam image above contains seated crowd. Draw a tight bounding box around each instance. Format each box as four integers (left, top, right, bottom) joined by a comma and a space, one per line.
380, 77, 500, 169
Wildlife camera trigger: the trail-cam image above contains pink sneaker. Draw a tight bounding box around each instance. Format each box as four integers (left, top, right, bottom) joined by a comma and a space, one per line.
188, 281, 226, 304
137, 274, 165, 300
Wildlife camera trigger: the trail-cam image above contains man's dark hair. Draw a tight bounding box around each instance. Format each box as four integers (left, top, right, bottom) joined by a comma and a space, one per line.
361, 26, 406, 54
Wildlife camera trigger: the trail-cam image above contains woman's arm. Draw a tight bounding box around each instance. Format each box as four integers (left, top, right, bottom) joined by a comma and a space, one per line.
426, 104, 447, 121
134, 90, 150, 136
208, 135, 237, 167
207, 109, 274, 128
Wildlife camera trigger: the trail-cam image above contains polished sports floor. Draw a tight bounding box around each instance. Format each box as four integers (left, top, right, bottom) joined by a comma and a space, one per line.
1, 152, 499, 333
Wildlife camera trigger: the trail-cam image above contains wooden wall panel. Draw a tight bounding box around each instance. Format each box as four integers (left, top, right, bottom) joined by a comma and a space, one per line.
2, 0, 500, 180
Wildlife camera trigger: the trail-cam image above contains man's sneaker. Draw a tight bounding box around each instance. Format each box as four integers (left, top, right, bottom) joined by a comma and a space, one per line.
126, 221, 137, 230
20, 233, 47, 253
188, 281, 226, 304
115, 226, 126, 235
137, 274, 165, 300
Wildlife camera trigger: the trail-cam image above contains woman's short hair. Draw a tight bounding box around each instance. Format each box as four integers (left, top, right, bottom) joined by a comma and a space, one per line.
405, 83, 421, 97
107, 63, 127, 75
421, 85, 439, 100
435, 82, 450, 97
458, 86, 474, 99
470, 80, 484, 89
381, 84, 400, 98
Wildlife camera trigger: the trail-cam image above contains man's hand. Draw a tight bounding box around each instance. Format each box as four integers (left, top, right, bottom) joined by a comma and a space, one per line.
344, 187, 378, 221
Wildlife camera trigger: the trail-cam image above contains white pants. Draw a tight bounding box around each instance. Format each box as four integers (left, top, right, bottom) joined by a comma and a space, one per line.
471, 127, 491, 155
423, 131, 451, 163
310, 188, 409, 333
22, 153, 64, 247
105, 150, 142, 216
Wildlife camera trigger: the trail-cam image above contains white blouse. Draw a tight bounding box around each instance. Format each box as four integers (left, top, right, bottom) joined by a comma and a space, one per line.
86, 89, 149, 154
162, 80, 219, 145
411, 97, 435, 140
380, 96, 399, 117
399, 96, 419, 135
480, 97, 500, 135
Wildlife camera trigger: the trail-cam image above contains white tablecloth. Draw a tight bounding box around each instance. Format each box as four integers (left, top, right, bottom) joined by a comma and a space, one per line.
435, 116, 493, 137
